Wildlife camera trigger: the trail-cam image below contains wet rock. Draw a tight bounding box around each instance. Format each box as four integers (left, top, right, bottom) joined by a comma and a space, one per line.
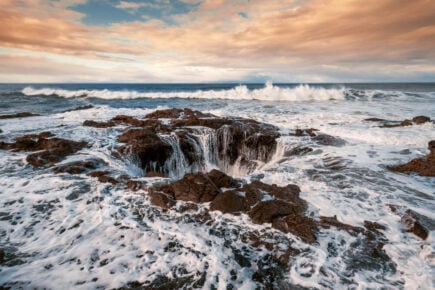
389, 140, 435, 177
154, 172, 221, 203
125, 180, 144, 191
293, 128, 318, 137
210, 191, 250, 213
87, 171, 118, 185
83, 120, 116, 128
272, 214, 318, 244
388, 205, 431, 240
1, 132, 87, 167
312, 134, 346, 146
364, 118, 388, 122
319, 216, 364, 235
148, 190, 176, 209
249, 200, 297, 224
376, 115, 432, 128
117, 128, 173, 173
109, 108, 281, 176
53, 159, 103, 174
0, 112, 40, 119
206, 169, 240, 188
62, 105, 93, 113
26, 138, 87, 167
284, 146, 313, 157
412, 115, 431, 124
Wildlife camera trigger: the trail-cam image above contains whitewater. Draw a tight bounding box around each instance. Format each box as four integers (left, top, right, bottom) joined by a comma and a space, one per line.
0, 83, 434, 289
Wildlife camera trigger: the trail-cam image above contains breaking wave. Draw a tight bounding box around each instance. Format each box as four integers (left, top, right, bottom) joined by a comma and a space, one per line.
22, 82, 347, 102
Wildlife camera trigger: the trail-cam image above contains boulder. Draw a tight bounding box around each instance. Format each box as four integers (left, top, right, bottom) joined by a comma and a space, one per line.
0, 112, 40, 119
210, 191, 250, 213
390, 140, 435, 177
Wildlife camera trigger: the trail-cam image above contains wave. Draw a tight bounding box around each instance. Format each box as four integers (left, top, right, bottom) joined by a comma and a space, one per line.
21, 82, 346, 102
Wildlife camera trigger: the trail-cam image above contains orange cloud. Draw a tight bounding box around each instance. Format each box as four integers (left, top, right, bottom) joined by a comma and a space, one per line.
0, 0, 434, 82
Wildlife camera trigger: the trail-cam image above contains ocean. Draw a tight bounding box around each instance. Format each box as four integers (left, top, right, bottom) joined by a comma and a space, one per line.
0, 82, 434, 289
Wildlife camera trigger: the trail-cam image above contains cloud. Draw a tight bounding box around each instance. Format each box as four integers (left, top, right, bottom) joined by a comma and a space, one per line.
0, 0, 434, 82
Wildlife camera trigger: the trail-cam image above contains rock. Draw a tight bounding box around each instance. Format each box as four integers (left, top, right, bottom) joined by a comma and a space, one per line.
388, 205, 431, 240
206, 169, 240, 188
166, 173, 221, 203
364, 118, 388, 122
148, 190, 176, 209
412, 116, 431, 124
312, 134, 346, 146
319, 215, 364, 234
83, 120, 116, 128
145, 108, 210, 120
284, 146, 313, 157
1, 132, 87, 167
111, 109, 280, 177
293, 128, 318, 137
53, 159, 103, 174
429, 140, 435, 159
126, 180, 144, 191
87, 171, 118, 185
210, 191, 250, 213
389, 140, 435, 177
0, 112, 40, 119
272, 214, 318, 244
249, 200, 297, 224
117, 128, 173, 174
377, 115, 432, 128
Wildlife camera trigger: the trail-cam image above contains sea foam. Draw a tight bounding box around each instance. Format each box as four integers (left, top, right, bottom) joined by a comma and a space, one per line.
22, 82, 346, 102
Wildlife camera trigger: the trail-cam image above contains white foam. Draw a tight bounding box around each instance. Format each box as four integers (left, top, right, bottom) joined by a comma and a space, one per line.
22, 82, 346, 102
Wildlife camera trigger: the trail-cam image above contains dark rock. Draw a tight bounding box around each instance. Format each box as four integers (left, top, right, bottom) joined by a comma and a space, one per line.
62, 105, 93, 113
117, 128, 173, 174
412, 116, 431, 124
284, 146, 313, 157
312, 134, 346, 146
164, 173, 221, 203
53, 159, 103, 174
0, 112, 40, 119
429, 140, 435, 159
378, 115, 432, 128
108, 109, 281, 176
145, 108, 212, 120
293, 128, 318, 137
87, 171, 118, 185
249, 200, 297, 224
148, 190, 176, 209
319, 215, 364, 234
125, 180, 144, 191
83, 120, 116, 128
206, 169, 240, 188
210, 191, 250, 213
401, 212, 429, 240
364, 118, 388, 122
389, 140, 435, 177
272, 214, 318, 244
145, 171, 165, 178
389, 205, 431, 240
1, 132, 88, 167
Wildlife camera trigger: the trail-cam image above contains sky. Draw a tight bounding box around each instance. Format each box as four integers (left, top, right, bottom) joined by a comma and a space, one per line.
1, 0, 435, 83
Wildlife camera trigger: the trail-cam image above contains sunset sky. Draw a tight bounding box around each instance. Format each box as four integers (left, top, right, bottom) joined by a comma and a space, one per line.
1, 0, 435, 83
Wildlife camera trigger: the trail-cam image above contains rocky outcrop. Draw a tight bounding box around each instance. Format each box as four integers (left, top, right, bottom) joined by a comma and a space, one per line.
388, 204, 433, 240
147, 169, 389, 250
390, 141, 435, 177
0, 131, 87, 167
0, 112, 40, 119
292, 128, 346, 146
84, 108, 281, 177
364, 115, 432, 128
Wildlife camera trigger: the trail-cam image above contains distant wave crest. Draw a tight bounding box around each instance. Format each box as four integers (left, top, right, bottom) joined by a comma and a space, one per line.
21, 82, 347, 102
